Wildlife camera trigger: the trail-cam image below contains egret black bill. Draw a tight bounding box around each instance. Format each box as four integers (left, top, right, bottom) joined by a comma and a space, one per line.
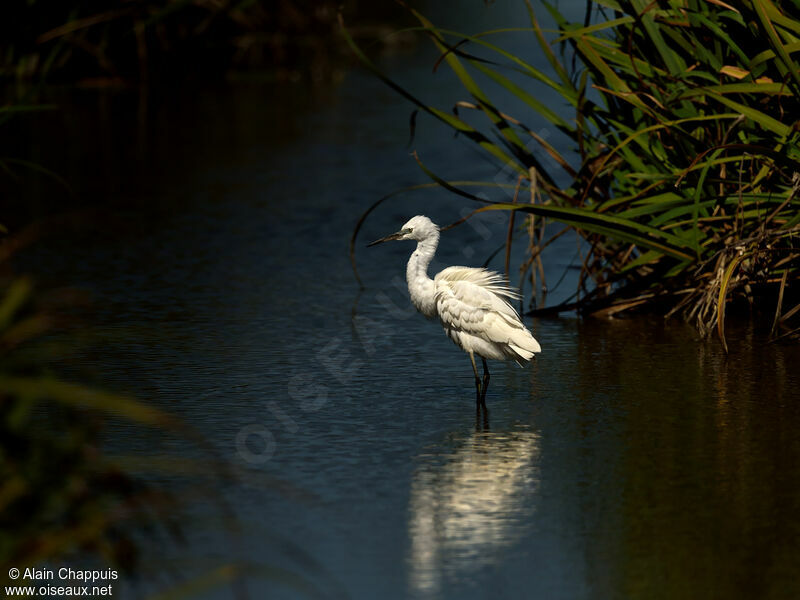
367, 228, 411, 247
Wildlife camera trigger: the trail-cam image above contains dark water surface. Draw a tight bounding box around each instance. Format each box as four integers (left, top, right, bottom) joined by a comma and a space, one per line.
6, 3, 800, 599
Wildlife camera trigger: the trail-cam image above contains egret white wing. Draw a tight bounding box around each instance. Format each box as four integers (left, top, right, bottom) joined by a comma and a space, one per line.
434, 267, 541, 363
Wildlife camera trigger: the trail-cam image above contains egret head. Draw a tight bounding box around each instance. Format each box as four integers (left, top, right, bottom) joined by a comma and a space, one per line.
368, 215, 439, 246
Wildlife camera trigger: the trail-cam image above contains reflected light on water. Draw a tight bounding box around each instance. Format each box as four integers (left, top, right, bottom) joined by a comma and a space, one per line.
407, 427, 541, 597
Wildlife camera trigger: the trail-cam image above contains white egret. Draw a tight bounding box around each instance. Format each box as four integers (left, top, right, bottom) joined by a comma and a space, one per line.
368, 215, 541, 407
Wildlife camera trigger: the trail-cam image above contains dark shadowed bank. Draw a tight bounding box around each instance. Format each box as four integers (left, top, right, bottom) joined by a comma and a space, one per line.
0, 0, 410, 85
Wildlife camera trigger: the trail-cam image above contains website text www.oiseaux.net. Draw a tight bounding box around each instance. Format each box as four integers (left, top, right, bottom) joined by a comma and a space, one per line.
6, 567, 117, 597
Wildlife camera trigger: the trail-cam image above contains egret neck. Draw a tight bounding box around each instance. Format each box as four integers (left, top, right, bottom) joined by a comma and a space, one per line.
406, 229, 439, 319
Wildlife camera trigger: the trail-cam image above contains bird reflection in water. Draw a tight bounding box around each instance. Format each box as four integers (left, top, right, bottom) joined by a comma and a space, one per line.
407, 428, 541, 597
476, 404, 490, 431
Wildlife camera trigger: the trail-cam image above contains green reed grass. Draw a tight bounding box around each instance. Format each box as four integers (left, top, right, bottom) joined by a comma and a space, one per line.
0, 254, 328, 595
0, 271, 170, 573
0, 232, 335, 597
345, 0, 800, 346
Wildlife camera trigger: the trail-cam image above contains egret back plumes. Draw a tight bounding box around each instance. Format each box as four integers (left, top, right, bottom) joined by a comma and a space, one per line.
368, 215, 541, 407
435, 266, 538, 364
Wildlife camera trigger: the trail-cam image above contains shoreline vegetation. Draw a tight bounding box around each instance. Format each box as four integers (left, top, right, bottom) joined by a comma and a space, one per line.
345, 0, 800, 348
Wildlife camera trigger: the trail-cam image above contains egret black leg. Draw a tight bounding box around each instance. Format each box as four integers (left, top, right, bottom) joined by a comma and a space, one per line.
468, 352, 482, 407
481, 358, 490, 406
